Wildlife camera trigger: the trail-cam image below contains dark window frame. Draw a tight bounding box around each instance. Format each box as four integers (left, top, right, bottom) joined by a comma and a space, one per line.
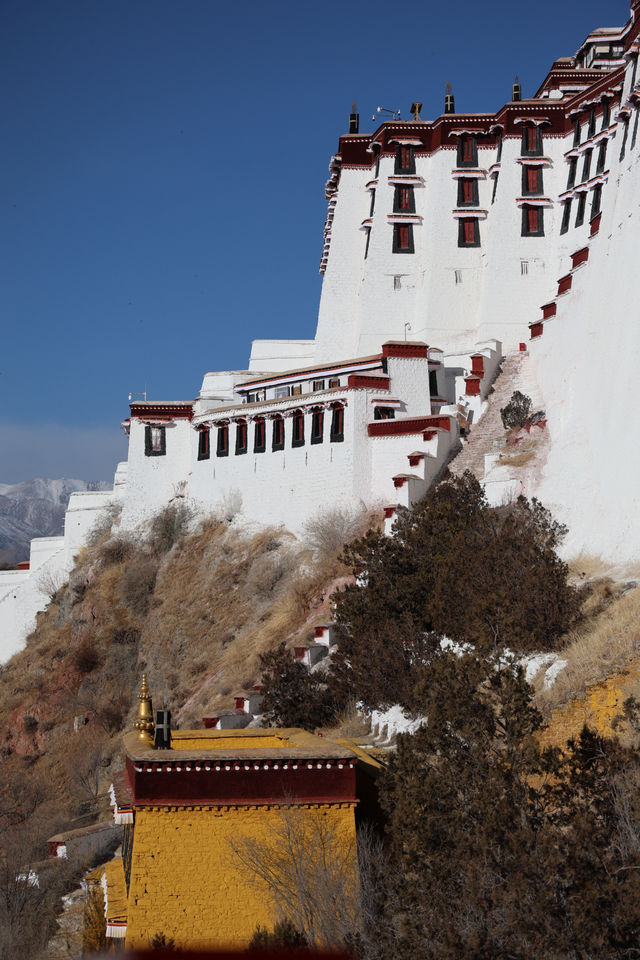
197, 428, 210, 461
521, 205, 545, 237
330, 405, 344, 443
144, 424, 166, 457
496, 132, 503, 163
588, 108, 596, 139
601, 99, 611, 130
393, 184, 416, 213
458, 217, 480, 248
394, 145, 415, 174
253, 418, 266, 453
522, 165, 543, 196
560, 199, 572, 235
596, 140, 607, 173
216, 425, 229, 458
310, 409, 324, 444
457, 178, 479, 206
581, 148, 593, 182
373, 407, 396, 420
491, 175, 499, 204
521, 124, 543, 157
457, 135, 478, 167
272, 416, 285, 452
573, 118, 581, 148
590, 184, 603, 220
575, 193, 587, 227
235, 421, 248, 455
291, 410, 305, 448
567, 157, 578, 189
393, 223, 415, 254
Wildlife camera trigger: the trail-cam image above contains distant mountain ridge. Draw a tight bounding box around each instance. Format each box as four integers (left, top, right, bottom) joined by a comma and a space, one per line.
0, 478, 110, 565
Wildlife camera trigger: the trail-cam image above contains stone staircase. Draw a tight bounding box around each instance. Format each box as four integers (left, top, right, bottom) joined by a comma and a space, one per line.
449, 350, 543, 481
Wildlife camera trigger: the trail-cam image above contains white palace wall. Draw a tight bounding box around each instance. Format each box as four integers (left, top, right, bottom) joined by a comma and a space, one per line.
4, 4, 640, 659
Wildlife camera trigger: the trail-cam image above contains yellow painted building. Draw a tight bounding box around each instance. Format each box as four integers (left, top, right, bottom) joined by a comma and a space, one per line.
105, 688, 382, 950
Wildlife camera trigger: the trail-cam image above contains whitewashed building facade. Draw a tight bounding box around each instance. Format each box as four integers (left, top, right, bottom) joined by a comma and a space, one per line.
2, 2, 640, 658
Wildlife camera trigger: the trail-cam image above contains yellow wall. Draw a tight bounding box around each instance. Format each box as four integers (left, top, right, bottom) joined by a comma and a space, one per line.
124, 801, 357, 950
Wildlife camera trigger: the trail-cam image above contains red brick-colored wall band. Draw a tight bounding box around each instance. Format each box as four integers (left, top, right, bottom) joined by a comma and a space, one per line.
347, 375, 391, 389
557, 275, 572, 296
465, 377, 481, 396
571, 247, 589, 269
542, 302, 557, 320
125, 756, 357, 806
530, 322, 544, 339
381, 342, 429, 359
368, 416, 450, 437
130, 403, 194, 421
470, 355, 484, 375
590, 212, 602, 236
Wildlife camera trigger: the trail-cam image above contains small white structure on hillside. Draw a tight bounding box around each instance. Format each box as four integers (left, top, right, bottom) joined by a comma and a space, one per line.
3, 2, 640, 658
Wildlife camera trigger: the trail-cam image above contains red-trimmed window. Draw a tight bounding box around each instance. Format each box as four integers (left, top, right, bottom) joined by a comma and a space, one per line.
272, 416, 284, 451
462, 136, 473, 163
522, 125, 542, 156
145, 425, 166, 457
522, 204, 544, 237
216, 425, 229, 457
254, 417, 265, 453
527, 126, 537, 152
525, 167, 540, 194
197, 428, 210, 461
395, 145, 415, 173
235, 421, 247, 455
328, 377, 340, 388
310, 409, 324, 444
458, 218, 479, 247
312, 379, 325, 392
394, 185, 415, 212
458, 178, 477, 205
330, 404, 344, 443
373, 407, 396, 420
291, 410, 305, 448
393, 223, 414, 253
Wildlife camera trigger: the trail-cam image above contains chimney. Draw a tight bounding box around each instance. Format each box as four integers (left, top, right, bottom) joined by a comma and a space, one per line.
444, 82, 455, 114
512, 76, 522, 101
349, 101, 359, 134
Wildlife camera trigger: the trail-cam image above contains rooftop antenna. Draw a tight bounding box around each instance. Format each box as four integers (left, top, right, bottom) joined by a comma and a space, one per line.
349, 101, 359, 134
372, 105, 402, 121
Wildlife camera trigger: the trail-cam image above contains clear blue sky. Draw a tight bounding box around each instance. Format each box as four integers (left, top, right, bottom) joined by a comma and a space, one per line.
1, 0, 629, 482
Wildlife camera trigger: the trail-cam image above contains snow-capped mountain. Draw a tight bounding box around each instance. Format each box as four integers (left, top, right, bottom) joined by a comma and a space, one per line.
0, 478, 110, 565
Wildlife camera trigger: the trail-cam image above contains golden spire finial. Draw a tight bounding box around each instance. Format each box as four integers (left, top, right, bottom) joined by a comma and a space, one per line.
133, 674, 154, 746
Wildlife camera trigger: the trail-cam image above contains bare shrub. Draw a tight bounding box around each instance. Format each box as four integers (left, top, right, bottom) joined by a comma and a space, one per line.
98, 535, 135, 568
37, 568, 66, 604
150, 503, 192, 554
245, 547, 298, 601
230, 806, 377, 949
72, 637, 102, 674
120, 556, 159, 617
302, 506, 369, 561
219, 489, 243, 523
86, 501, 122, 546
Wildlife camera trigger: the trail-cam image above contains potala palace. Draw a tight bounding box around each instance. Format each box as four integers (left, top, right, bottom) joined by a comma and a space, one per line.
3, 1, 640, 658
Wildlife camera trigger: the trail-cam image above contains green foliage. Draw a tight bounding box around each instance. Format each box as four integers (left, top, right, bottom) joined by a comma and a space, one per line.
249, 919, 308, 950
259, 643, 339, 730
332, 472, 580, 710
500, 389, 532, 429
374, 652, 640, 960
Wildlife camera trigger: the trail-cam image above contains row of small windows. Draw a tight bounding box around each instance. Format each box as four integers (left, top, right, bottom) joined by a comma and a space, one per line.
572, 102, 611, 148
195, 407, 345, 460
245, 378, 340, 404
559, 185, 603, 234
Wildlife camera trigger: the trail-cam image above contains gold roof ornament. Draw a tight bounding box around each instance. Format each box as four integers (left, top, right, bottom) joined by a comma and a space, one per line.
133, 674, 154, 747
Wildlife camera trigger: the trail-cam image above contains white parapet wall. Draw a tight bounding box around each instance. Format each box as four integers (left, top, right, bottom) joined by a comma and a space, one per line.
0, 537, 67, 663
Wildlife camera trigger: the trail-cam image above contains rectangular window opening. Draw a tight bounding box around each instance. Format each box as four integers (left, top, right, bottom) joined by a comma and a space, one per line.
310, 410, 324, 444
575, 193, 587, 227
291, 411, 304, 448
393, 275, 402, 290
522, 205, 544, 237
145, 425, 166, 457
393, 223, 415, 254
254, 418, 266, 453
235, 421, 248, 455
454, 269, 463, 285
330, 406, 344, 443
560, 200, 572, 235
197, 428, 210, 461
216, 425, 229, 457
458, 218, 480, 247
520, 260, 529, 276
272, 417, 284, 452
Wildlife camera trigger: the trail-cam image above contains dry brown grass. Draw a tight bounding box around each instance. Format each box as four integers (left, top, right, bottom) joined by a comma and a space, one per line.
533, 582, 640, 714
322, 700, 371, 740
498, 448, 536, 468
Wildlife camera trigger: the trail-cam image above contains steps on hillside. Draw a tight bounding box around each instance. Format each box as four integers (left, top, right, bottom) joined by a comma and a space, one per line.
449, 351, 543, 481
